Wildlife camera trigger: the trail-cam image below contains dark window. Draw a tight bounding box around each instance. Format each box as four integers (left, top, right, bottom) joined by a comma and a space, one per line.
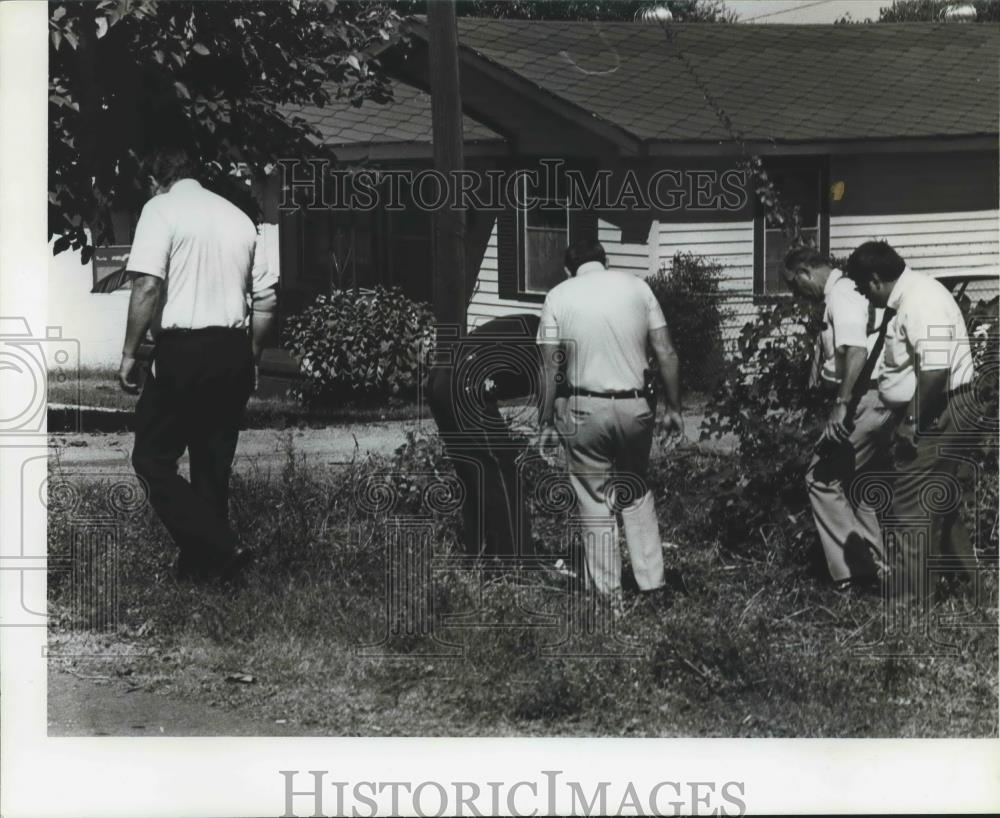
386, 200, 432, 303
517, 176, 570, 295
497, 166, 597, 302
754, 162, 828, 296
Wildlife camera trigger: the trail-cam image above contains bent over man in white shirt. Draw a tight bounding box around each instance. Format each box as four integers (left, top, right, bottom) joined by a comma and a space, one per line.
536, 239, 683, 600
844, 240, 979, 600
118, 147, 278, 583
781, 247, 895, 591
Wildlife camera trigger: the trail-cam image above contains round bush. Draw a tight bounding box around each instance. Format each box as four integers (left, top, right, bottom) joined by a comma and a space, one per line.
646, 252, 734, 394
281, 286, 435, 405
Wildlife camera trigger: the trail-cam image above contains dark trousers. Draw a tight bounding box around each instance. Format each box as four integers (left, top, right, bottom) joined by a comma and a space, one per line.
426, 366, 533, 560
132, 328, 254, 576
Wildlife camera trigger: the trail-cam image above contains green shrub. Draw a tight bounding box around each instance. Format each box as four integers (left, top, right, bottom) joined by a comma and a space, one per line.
646, 252, 734, 394
962, 293, 999, 558
281, 286, 435, 406
702, 288, 1000, 564
700, 296, 829, 559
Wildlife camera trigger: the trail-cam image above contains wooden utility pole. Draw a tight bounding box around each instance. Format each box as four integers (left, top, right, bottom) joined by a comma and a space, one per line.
427, 0, 467, 336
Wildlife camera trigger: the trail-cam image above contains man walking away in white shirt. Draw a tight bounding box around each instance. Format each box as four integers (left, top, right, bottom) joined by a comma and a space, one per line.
536, 239, 684, 603
118, 147, 278, 584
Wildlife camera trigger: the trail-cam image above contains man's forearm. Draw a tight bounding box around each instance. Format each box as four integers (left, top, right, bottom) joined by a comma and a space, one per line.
837, 346, 867, 403
657, 349, 681, 412
250, 287, 278, 360
122, 275, 162, 356
649, 326, 681, 412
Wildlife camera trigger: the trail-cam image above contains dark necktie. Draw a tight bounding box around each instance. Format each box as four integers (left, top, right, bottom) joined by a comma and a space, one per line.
842, 307, 896, 433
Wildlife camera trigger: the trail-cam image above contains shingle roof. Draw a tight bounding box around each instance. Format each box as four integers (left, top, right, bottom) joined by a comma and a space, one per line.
452, 20, 999, 143
281, 81, 502, 146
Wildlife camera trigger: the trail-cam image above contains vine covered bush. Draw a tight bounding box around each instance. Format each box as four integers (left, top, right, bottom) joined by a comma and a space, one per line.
699, 296, 828, 561
646, 252, 734, 394
282, 286, 435, 405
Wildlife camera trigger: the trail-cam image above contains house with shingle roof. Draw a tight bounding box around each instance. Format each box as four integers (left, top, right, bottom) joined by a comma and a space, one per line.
271, 18, 998, 338
59, 17, 998, 366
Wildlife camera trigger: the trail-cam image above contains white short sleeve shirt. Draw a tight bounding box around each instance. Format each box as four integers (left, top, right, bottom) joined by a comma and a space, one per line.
878, 267, 974, 407
819, 268, 872, 385
536, 261, 667, 392
127, 179, 278, 331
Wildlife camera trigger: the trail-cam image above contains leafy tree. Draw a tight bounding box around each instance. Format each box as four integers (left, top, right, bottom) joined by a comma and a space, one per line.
386, 0, 738, 23
879, 0, 1000, 21
49, 0, 399, 260
837, 0, 1000, 22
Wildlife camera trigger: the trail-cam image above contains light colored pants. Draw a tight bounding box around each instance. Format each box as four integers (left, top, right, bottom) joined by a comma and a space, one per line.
555, 395, 665, 596
805, 388, 895, 582
887, 391, 980, 600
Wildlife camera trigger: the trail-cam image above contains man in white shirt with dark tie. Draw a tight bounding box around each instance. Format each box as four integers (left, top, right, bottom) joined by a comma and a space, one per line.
844, 240, 980, 601
782, 246, 895, 591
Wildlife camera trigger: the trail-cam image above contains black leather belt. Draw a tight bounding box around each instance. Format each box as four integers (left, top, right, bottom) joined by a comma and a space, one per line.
569, 387, 647, 399
159, 326, 246, 337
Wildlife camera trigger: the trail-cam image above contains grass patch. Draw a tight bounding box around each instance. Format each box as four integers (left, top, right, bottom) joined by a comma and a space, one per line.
48, 439, 998, 737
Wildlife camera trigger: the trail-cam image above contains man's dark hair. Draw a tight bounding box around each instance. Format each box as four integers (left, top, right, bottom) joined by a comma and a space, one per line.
782, 245, 830, 272
843, 240, 906, 288
146, 147, 200, 188
564, 239, 607, 275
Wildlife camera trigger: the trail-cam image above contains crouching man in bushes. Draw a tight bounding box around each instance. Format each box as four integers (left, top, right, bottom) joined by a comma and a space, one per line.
844, 240, 982, 601
781, 246, 894, 592
425, 314, 540, 563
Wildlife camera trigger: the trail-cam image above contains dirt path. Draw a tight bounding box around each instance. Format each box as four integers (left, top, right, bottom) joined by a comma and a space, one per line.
48, 667, 326, 737
49, 412, 734, 477
49, 421, 426, 476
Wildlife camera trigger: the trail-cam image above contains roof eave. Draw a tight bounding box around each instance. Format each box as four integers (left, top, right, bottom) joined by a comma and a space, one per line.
399, 17, 645, 157
645, 133, 998, 157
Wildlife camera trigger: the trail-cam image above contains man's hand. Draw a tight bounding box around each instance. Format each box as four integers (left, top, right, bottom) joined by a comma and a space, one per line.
820, 401, 850, 444
660, 409, 684, 438
118, 354, 141, 394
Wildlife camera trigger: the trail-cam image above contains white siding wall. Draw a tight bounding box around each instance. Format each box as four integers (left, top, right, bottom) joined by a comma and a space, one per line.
467, 217, 659, 329
466, 216, 757, 341
466, 219, 542, 328
829, 209, 999, 277
600, 220, 651, 278
469, 210, 1000, 341
657, 220, 754, 291
658, 220, 757, 345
